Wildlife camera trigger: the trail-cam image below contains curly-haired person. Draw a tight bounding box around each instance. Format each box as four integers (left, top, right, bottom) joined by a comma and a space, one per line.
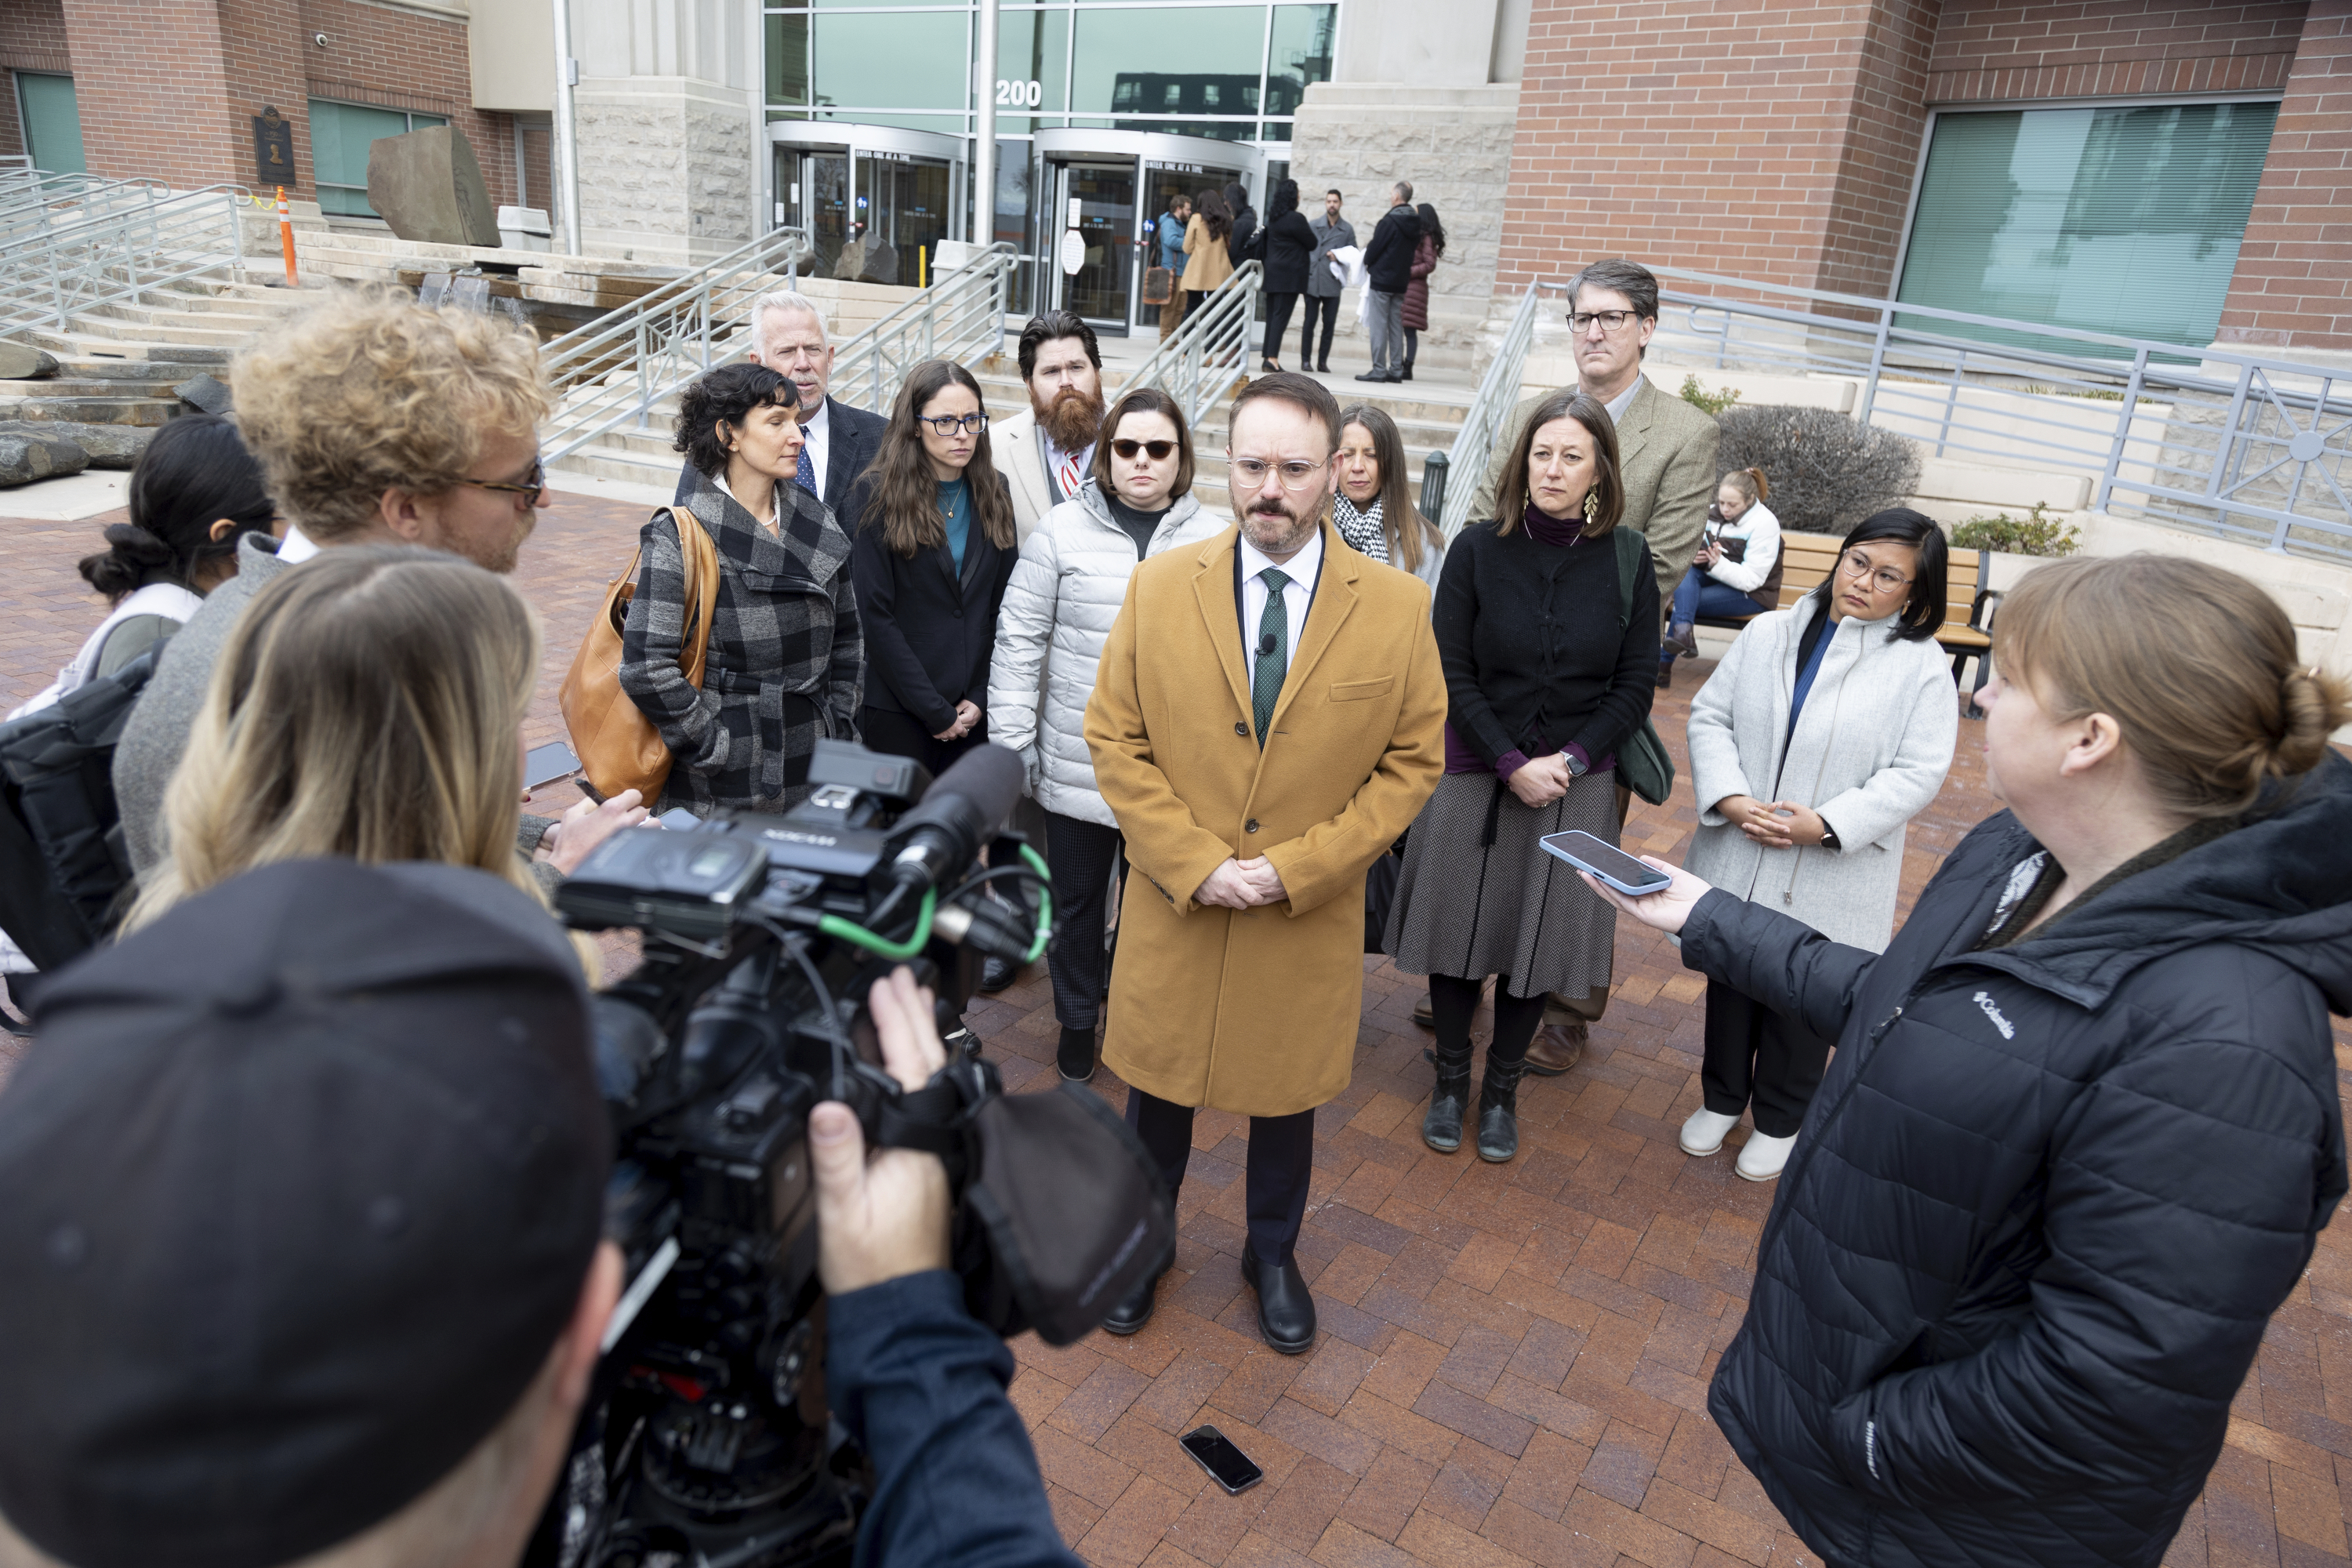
113, 290, 638, 881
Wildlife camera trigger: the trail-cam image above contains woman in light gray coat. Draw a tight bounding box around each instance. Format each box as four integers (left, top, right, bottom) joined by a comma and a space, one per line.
988, 387, 1225, 1081
1681, 509, 1958, 1181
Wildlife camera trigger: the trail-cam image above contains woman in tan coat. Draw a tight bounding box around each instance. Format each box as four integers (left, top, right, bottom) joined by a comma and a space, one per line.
1181, 188, 1235, 321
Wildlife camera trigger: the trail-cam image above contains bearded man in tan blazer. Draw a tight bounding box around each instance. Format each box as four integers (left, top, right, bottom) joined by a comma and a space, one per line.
1084, 372, 1445, 1354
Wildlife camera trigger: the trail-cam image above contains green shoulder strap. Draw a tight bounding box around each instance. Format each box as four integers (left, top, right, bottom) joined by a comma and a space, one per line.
1612, 525, 1641, 629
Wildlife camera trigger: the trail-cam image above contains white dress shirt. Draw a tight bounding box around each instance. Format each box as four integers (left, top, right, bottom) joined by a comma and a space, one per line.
1602, 377, 1639, 427
1238, 523, 1323, 684
1041, 431, 1094, 506
275, 521, 321, 564
800, 395, 833, 499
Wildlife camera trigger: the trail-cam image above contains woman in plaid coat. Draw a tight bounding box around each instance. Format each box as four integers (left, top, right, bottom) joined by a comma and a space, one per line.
619, 362, 863, 815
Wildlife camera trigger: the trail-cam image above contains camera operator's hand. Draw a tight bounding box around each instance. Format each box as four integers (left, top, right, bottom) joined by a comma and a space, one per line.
811, 967, 953, 1295
539, 790, 650, 876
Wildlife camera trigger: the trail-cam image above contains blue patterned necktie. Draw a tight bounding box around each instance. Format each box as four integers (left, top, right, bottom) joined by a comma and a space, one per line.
1252, 568, 1290, 745
795, 440, 817, 500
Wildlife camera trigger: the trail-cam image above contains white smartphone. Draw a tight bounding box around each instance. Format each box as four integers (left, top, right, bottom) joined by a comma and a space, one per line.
1540, 830, 1671, 896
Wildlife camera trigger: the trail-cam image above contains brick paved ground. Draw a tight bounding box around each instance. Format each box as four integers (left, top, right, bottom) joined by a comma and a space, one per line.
5, 487, 2352, 1567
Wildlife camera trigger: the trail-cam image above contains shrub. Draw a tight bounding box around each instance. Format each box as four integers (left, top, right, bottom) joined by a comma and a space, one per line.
1949, 502, 2082, 558
1679, 373, 1740, 417
1714, 405, 1922, 536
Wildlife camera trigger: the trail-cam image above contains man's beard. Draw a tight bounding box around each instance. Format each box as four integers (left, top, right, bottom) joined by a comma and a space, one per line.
1040, 383, 1106, 452
1238, 489, 1322, 557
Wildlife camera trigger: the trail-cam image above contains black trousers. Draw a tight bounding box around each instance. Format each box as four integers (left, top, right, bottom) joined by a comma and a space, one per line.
1125, 1088, 1316, 1267
859, 706, 985, 779
1403, 327, 1418, 368
1300, 295, 1339, 366
1185, 289, 1211, 321
1263, 291, 1300, 363
1043, 811, 1122, 1031
1700, 978, 1834, 1138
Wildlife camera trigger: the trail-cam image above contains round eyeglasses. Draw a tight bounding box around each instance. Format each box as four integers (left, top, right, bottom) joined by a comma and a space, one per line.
1837, 550, 1915, 594
1226, 455, 1329, 491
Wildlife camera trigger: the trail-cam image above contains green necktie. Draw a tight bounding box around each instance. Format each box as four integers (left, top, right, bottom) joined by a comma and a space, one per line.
1252, 567, 1290, 745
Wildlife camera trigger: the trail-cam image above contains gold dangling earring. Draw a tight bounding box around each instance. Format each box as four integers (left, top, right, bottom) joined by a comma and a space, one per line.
1583, 488, 1598, 523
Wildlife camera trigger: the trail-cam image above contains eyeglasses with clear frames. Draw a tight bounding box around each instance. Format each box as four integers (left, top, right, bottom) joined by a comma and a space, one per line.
1568, 310, 1642, 335
1226, 455, 1329, 491
919, 413, 989, 437
459, 458, 546, 507
1837, 550, 1915, 594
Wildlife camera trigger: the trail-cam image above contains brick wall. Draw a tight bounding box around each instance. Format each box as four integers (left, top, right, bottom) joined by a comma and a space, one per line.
299, 0, 514, 208
1495, 0, 1938, 301
1928, 1, 2307, 103
2216, 0, 2352, 350
1, 0, 72, 158
57, 0, 242, 190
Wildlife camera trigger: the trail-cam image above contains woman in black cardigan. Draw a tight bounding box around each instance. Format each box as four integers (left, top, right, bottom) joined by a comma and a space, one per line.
849, 358, 1018, 775
1385, 387, 1659, 1163
1258, 179, 1319, 372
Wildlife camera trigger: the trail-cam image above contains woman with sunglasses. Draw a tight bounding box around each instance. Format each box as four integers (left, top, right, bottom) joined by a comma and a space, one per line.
1675, 508, 1958, 1181
988, 387, 1225, 1081
850, 358, 1020, 775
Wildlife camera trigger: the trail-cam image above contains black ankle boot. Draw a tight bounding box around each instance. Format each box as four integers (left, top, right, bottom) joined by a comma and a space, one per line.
1422, 1042, 1474, 1152
1399, 361, 1414, 381
1475, 1055, 1528, 1163
1057, 1025, 1096, 1083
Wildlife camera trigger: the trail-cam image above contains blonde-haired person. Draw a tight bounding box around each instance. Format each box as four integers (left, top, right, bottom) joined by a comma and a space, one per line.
1588, 553, 2352, 1568
1661, 465, 1782, 684
1332, 402, 1446, 588
114, 289, 571, 877
988, 386, 1225, 1082
125, 547, 645, 944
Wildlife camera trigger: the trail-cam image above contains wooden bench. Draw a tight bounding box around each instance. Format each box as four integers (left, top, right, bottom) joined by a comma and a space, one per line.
1692, 531, 2001, 714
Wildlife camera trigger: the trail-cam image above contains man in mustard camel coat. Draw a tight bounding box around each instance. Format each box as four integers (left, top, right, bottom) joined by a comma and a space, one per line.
1083, 372, 1446, 1352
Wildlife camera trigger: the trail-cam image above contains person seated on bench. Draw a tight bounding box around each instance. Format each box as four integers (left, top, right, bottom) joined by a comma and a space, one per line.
1662, 466, 1782, 677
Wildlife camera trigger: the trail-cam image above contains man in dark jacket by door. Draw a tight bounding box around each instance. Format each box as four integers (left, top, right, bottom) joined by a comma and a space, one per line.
1356, 183, 1418, 383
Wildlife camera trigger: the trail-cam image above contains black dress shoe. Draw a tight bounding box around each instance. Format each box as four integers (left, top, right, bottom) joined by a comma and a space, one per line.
1241, 1249, 1316, 1353
1355, 369, 1388, 382
979, 954, 1017, 993
1101, 1269, 1161, 1335
1056, 1025, 1097, 1083
1316, 360, 1331, 373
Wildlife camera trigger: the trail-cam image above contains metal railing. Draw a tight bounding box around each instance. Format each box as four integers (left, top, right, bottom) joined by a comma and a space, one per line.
0, 184, 248, 337
1645, 265, 2352, 560
827, 243, 1016, 413
1119, 262, 1262, 426
0, 174, 187, 241
1423, 278, 1573, 538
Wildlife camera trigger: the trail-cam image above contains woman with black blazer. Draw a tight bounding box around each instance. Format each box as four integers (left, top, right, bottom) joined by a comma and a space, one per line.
1258, 179, 1319, 372
849, 358, 1019, 775
1385, 387, 1658, 1164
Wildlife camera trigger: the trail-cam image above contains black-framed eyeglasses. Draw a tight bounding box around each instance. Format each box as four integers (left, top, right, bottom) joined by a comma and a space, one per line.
1837, 550, 1915, 593
1568, 310, 1642, 335
1111, 438, 1178, 460
459, 458, 546, 506
920, 413, 989, 437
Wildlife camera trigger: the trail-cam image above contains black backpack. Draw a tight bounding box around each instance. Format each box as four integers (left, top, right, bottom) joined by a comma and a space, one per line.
0, 644, 167, 971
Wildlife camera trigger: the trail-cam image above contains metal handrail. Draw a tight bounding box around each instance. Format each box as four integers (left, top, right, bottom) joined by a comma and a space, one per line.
828, 242, 1016, 413
1428, 279, 1576, 539
0, 184, 248, 336
1120, 261, 1261, 426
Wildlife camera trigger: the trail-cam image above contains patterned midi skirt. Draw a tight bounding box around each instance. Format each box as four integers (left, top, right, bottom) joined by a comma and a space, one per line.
1385, 767, 1621, 998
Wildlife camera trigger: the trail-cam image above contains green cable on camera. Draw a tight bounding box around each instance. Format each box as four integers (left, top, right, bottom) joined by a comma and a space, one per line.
814, 844, 1054, 967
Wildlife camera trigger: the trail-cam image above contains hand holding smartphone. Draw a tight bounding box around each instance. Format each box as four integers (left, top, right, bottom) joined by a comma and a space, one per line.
1540, 830, 1672, 895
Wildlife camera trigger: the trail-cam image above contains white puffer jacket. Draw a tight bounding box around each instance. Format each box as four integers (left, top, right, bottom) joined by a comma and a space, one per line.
988, 481, 1227, 826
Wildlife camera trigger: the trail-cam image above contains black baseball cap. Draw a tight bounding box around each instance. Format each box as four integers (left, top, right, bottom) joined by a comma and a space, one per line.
0, 858, 612, 1568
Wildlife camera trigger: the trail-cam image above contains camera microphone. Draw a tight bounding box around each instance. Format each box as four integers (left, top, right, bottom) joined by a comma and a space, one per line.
1258, 632, 1277, 656
884, 743, 1025, 894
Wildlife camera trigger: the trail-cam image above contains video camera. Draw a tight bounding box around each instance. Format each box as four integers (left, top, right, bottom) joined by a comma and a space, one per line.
526, 741, 1173, 1568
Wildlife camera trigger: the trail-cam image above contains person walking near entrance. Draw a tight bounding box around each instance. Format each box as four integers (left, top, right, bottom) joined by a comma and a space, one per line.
1398, 203, 1446, 383
850, 360, 1018, 775
1303, 190, 1354, 373
994, 312, 1108, 540
1357, 183, 1418, 383
1181, 189, 1234, 321
1679, 508, 1956, 1181
989, 387, 1225, 1083
1083, 372, 1445, 1350
1258, 180, 1317, 373
1155, 194, 1192, 341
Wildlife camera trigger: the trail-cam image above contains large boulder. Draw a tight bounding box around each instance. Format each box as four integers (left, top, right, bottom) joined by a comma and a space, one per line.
173, 374, 233, 416
0, 432, 90, 488
0, 420, 155, 470
367, 125, 499, 248
0, 343, 60, 381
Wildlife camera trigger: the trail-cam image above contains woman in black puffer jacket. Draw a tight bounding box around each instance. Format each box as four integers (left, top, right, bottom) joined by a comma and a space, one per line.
1586, 552, 2352, 1568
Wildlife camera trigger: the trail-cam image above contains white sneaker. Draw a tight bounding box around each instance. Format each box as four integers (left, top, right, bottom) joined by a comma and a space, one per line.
1737, 1131, 1798, 1181
1680, 1108, 1740, 1156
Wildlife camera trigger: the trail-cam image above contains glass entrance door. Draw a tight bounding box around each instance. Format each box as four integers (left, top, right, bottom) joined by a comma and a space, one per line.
771, 126, 965, 287
851, 153, 953, 286
778, 150, 854, 278
1054, 162, 1138, 333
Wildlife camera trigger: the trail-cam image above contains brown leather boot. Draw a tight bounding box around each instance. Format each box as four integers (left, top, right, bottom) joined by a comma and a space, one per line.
1523, 1022, 1586, 1076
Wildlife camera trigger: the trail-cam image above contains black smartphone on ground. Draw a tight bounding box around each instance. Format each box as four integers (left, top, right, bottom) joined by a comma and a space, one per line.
1178, 1426, 1264, 1495
524, 740, 583, 790
1539, 830, 1672, 896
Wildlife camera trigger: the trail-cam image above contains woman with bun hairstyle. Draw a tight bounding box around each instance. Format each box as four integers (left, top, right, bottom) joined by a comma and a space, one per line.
1661, 465, 1781, 682
12, 414, 276, 718
1586, 553, 2352, 1568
